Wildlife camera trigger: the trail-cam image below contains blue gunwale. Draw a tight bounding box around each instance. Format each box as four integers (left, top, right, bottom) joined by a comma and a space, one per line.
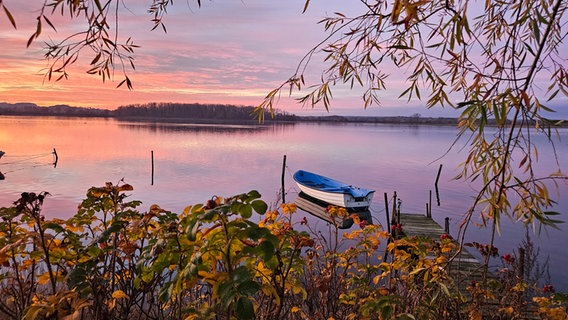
293, 170, 374, 199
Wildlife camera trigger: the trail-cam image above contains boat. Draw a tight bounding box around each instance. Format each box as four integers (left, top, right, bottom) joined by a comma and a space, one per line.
293, 170, 375, 209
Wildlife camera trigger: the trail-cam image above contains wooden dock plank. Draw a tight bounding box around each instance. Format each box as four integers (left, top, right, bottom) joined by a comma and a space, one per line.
396, 212, 493, 290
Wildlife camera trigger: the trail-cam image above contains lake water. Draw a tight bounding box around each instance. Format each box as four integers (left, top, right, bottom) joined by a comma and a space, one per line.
1, 116, 567, 290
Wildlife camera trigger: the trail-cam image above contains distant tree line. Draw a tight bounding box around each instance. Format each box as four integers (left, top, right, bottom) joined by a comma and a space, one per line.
0, 102, 297, 121
2, 102, 565, 127
114, 102, 297, 121
0, 102, 112, 117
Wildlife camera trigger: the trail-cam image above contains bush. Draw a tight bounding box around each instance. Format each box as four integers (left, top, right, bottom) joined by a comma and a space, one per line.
0, 182, 565, 319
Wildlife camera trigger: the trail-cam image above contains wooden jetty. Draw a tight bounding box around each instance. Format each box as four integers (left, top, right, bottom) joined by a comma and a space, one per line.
394, 211, 492, 288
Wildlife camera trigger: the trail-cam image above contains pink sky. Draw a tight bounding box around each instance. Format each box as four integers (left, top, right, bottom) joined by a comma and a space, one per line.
0, 1, 430, 116
1, 1, 565, 118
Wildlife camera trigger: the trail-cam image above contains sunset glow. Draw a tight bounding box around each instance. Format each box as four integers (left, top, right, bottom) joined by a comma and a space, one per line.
1, 1, 566, 118
0, 1, 384, 115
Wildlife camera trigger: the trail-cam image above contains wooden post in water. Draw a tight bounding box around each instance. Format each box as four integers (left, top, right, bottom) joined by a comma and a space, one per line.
444, 217, 450, 234
427, 190, 432, 218
281, 155, 287, 204
392, 191, 399, 226
53, 148, 58, 168
435, 164, 443, 206
384, 192, 390, 231
151, 150, 154, 186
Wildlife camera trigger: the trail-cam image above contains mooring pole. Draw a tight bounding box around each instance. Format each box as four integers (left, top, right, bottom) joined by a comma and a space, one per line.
384, 192, 390, 232
428, 190, 432, 218
281, 155, 287, 204
53, 148, 58, 168
151, 150, 154, 186
435, 164, 443, 206
392, 191, 398, 226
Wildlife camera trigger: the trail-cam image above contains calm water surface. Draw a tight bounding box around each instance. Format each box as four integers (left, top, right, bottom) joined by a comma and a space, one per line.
1, 116, 567, 289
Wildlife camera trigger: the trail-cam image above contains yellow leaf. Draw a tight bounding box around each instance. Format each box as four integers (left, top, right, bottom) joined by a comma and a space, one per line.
37, 272, 52, 285
280, 203, 297, 215
499, 307, 514, 315
66, 224, 84, 233
436, 256, 448, 264
291, 306, 301, 313
117, 184, 134, 192
21, 259, 36, 270
391, 0, 403, 23
350, 214, 361, 225
111, 290, 128, 299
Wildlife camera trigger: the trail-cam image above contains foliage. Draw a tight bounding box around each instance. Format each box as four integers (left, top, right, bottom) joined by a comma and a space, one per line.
257, 0, 568, 265
1, 182, 566, 319
0, 0, 183, 88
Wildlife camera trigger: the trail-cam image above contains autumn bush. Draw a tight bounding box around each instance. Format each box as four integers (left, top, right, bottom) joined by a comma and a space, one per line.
0, 182, 566, 319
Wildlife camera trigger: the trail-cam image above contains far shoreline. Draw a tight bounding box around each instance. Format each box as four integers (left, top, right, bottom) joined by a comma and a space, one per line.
1, 101, 566, 127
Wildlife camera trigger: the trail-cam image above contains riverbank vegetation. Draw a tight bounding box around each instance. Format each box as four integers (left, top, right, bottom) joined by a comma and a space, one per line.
1, 182, 566, 319
0, 102, 296, 123
5, 102, 566, 127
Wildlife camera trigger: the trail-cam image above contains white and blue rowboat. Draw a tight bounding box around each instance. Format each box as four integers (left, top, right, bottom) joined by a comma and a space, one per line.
293, 170, 375, 209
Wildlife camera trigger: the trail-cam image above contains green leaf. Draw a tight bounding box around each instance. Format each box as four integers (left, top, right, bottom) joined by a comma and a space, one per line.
231, 266, 252, 283
246, 190, 261, 200
96, 221, 126, 243
235, 297, 254, 320
43, 221, 65, 233
187, 220, 200, 241
218, 280, 236, 307
240, 204, 253, 219
237, 280, 260, 296
87, 245, 102, 257
439, 282, 451, 297
456, 100, 478, 109
251, 200, 268, 215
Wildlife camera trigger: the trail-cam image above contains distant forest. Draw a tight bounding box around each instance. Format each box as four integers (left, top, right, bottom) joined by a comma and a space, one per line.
0, 102, 297, 122
114, 102, 297, 121
0, 102, 112, 117
4, 102, 564, 126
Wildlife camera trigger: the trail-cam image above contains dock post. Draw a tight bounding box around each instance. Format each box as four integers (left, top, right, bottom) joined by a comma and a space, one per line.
151, 150, 154, 186
384, 192, 390, 231
428, 190, 432, 218
53, 148, 58, 168
281, 155, 287, 204
391, 191, 398, 226
435, 164, 443, 206
444, 217, 450, 234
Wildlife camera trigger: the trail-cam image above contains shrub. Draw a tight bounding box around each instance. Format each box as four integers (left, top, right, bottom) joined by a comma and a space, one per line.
0, 182, 566, 319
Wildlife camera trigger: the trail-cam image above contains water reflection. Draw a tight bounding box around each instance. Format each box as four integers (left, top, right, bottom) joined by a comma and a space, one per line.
117, 121, 297, 135
1, 116, 567, 290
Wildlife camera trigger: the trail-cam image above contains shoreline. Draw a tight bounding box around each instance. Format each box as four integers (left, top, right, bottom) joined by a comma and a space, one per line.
3, 113, 568, 128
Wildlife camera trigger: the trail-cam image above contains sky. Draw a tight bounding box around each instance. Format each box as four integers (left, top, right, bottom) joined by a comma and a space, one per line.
0, 1, 565, 118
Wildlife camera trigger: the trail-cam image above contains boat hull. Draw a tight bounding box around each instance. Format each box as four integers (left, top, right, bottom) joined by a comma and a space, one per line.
293, 170, 375, 209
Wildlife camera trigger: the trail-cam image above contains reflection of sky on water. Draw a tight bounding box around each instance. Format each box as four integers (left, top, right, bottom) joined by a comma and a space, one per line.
1, 116, 567, 290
